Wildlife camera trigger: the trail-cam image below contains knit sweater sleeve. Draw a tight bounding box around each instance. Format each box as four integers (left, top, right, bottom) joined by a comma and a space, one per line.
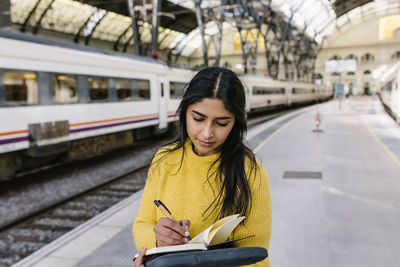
132, 153, 162, 250
234, 161, 272, 267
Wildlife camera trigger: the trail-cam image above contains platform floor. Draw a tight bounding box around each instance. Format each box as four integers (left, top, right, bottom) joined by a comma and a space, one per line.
13, 96, 400, 267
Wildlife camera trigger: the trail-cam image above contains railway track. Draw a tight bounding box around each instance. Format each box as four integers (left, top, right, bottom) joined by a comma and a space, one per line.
0, 107, 300, 266
0, 166, 148, 266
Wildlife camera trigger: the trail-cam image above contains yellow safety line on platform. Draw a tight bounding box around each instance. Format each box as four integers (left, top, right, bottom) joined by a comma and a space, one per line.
364, 116, 400, 169
254, 112, 307, 154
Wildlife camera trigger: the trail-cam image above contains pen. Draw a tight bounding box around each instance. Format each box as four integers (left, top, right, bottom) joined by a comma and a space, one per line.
154, 199, 192, 241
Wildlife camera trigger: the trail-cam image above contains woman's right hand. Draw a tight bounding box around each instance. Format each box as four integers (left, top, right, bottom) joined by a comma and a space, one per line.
153, 218, 191, 247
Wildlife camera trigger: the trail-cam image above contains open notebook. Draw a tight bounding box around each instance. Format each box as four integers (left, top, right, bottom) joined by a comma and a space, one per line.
134, 214, 253, 258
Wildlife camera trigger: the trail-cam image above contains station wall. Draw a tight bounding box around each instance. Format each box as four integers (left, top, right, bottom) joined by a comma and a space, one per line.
315, 13, 400, 95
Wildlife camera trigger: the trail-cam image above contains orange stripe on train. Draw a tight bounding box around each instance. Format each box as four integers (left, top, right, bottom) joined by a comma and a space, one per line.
0, 113, 160, 136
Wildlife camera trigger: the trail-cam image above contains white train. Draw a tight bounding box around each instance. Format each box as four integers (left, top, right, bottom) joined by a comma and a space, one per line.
0, 29, 332, 179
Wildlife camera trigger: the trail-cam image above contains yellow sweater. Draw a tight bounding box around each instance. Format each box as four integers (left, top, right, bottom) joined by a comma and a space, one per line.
133, 140, 272, 266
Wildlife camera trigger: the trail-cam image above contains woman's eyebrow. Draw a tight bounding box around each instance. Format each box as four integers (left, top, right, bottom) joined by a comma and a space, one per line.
192, 110, 231, 120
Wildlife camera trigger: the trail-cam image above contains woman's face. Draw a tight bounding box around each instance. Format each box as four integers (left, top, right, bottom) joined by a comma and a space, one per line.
186, 98, 235, 156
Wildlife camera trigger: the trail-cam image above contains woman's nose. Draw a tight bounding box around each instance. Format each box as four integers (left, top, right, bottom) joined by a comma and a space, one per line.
201, 124, 214, 138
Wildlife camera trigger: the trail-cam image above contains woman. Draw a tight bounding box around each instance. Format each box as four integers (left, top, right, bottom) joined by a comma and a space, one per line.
133, 67, 272, 266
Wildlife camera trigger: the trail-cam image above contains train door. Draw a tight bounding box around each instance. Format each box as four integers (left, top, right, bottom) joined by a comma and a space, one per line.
286, 85, 292, 106
158, 77, 168, 130
245, 82, 251, 113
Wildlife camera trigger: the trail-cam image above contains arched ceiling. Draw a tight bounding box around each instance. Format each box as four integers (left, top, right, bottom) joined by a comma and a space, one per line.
7, 0, 400, 56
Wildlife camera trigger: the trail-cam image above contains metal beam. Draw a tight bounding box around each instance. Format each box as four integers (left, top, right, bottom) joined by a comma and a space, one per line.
74, 10, 97, 43
151, 0, 161, 57
127, 0, 142, 55
114, 24, 132, 51
275, 16, 294, 79
231, 0, 263, 74
261, 5, 276, 77
20, 0, 42, 32
84, 9, 107, 45
194, 0, 208, 67
157, 30, 171, 49
33, 0, 56, 34
167, 36, 188, 65
246, 0, 268, 73
123, 35, 134, 53
214, 0, 227, 67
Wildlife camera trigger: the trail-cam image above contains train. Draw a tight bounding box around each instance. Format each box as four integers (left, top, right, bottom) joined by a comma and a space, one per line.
0, 29, 333, 180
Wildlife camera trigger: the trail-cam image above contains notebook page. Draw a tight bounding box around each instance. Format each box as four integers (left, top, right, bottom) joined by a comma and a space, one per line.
208, 216, 245, 245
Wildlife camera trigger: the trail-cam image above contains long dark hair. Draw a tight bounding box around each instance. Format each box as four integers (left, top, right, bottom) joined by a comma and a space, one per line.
159, 67, 258, 220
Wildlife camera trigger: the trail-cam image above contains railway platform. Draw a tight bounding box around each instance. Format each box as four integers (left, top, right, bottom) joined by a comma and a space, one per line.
13, 96, 400, 267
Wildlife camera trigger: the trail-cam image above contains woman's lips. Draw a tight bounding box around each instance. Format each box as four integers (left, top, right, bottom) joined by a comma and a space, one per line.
199, 140, 214, 147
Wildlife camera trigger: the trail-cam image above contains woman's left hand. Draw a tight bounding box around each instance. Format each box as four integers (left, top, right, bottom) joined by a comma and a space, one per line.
132, 248, 146, 267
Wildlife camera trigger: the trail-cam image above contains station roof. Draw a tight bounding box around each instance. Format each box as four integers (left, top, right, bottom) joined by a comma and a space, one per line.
8, 0, 400, 56
74, 0, 198, 34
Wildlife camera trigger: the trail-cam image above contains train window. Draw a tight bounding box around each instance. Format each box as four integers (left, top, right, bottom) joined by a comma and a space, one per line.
361, 53, 374, 63
170, 82, 186, 99
53, 75, 78, 103
253, 87, 284, 95
132, 79, 150, 100
3, 72, 38, 104
89, 77, 108, 101
116, 79, 132, 100
293, 88, 306, 94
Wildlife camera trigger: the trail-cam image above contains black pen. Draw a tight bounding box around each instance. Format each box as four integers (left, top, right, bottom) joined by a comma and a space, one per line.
154, 200, 192, 241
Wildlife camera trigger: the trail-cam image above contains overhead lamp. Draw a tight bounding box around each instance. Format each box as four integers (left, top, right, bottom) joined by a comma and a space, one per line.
23, 73, 36, 79
57, 75, 68, 81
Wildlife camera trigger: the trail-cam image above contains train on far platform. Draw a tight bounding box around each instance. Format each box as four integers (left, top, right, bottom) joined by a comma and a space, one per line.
0, 29, 333, 180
